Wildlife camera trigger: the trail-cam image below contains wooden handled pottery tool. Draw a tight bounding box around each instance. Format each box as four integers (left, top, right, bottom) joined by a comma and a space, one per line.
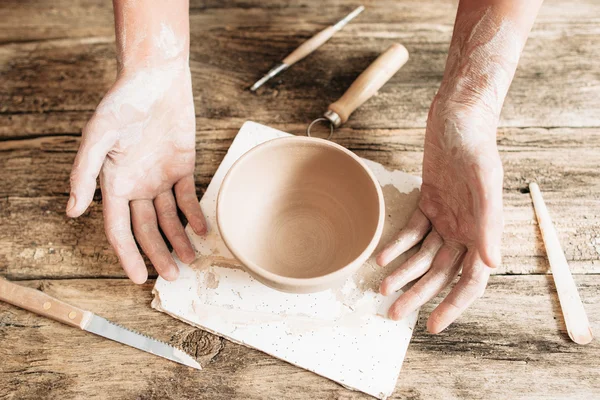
306, 43, 409, 139
250, 6, 365, 91
529, 182, 594, 345
0, 277, 202, 368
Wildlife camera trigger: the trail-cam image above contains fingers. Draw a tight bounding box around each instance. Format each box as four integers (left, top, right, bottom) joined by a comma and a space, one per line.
427, 250, 491, 334
131, 199, 179, 281
174, 176, 207, 235
103, 195, 148, 284
376, 209, 431, 267
67, 118, 118, 218
388, 242, 465, 321
472, 153, 504, 268
380, 230, 444, 295
155, 191, 196, 264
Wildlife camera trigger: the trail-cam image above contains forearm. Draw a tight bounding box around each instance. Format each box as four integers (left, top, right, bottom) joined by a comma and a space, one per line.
437, 0, 544, 118
113, 0, 190, 72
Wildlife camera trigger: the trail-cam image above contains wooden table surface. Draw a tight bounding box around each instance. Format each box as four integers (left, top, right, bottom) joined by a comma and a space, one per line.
1, 0, 599, 398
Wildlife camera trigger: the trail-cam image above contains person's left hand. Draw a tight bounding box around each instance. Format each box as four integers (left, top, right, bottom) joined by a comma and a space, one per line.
376, 95, 504, 333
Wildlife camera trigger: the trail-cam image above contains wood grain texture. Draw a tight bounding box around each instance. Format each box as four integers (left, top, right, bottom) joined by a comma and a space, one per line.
1, 127, 599, 278
1, 1, 600, 129
0, 277, 598, 399
1, 0, 599, 398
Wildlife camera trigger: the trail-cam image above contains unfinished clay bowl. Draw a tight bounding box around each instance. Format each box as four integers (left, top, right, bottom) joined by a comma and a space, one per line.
217, 136, 384, 293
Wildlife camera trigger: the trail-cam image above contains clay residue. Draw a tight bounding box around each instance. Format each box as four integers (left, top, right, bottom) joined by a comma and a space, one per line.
191, 255, 242, 296
190, 255, 242, 271
352, 185, 421, 293
204, 271, 219, 289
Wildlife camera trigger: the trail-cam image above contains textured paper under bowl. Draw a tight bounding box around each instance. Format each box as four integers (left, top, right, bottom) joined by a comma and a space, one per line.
152, 121, 421, 399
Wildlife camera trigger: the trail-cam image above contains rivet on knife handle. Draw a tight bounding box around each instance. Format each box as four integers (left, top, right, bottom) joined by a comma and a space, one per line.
0, 277, 201, 369
0, 277, 92, 328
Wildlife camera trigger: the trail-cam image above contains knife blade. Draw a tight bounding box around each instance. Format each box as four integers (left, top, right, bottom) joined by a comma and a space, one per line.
0, 277, 201, 369
84, 314, 201, 369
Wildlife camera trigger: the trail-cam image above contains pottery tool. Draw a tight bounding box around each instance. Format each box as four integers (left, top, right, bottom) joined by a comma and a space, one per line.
307, 43, 409, 139
153, 122, 422, 399
529, 182, 593, 345
0, 277, 201, 369
249, 6, 365, 92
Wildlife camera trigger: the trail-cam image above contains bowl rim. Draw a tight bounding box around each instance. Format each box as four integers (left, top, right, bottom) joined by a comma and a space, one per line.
216, 135, 385, 291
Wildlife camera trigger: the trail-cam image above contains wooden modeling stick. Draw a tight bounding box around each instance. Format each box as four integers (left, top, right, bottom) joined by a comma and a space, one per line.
529, 182, 593, 345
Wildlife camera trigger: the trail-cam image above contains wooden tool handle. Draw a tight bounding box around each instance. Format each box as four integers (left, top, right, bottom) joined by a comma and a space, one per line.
283, 26, 337, 66
529, 183, 594, 345
0, 278, 91, 329
328, 43, 409, 124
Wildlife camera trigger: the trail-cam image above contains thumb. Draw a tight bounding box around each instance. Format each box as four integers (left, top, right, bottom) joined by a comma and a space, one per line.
473, 154, 505, 268
67, 122, 116, 218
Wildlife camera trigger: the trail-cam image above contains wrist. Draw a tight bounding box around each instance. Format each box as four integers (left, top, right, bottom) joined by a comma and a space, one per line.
118, 55, 190, 77
117, 35, 189, 74
437, 7, 524, 120
427, 92, 500, 146
113, 2, 190, 73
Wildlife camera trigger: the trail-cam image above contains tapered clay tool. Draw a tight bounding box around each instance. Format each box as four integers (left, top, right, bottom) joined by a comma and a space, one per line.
529, 182, 593, 345
0, 277, 202, 367
307, 43, 409, 139
250, 6, 365, 91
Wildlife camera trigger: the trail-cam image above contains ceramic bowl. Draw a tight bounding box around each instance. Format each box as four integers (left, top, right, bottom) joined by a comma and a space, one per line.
217, 136, 384, 293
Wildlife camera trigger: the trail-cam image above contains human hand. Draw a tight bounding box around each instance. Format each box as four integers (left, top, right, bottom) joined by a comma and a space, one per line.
373, 0, 542, 333
376, 96, 504, 333
67, 60, 206, 284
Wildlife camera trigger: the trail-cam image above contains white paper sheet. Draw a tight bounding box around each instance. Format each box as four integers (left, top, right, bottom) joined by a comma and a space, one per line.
152, 121, 422, 399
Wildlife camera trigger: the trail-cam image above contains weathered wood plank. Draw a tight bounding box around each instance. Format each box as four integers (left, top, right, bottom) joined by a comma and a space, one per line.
0, 192, 598, 279
1, 127, 599, 279
2, 127, 600, 197
2, 0, 599, 43
1, 0, 599, 398
1, 1, 600, 130
0, 276, 598, 399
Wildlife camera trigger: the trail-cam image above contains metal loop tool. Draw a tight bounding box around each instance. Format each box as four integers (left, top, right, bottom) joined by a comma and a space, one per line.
305, 44, 409, 140
306, 118, 334, 140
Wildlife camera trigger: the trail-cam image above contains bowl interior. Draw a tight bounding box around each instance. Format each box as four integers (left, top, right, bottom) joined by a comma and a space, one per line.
218, 137, 381, 280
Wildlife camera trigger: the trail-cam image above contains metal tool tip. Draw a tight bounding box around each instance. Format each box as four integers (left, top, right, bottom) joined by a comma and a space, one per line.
333, 5, 365, 30
174, 348, 202, 370
249, 81, 262, 92
249, 63, 288, 92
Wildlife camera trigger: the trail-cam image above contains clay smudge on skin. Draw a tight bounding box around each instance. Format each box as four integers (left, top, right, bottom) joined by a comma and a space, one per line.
156, 22, 185, 60
434, 7, 525, 154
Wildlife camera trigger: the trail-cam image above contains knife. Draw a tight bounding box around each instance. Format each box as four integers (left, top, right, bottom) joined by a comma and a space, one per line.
0, 277, 201, 369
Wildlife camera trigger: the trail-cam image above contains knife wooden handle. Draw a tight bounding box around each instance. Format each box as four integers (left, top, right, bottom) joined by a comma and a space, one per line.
0, 278, 91, 329
328, 43, 409, 125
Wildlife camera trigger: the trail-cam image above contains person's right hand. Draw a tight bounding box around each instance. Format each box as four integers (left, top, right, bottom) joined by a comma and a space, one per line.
67, 60, 206, 284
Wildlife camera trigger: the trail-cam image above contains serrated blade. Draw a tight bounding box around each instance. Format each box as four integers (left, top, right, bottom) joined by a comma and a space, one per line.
84, 315, 201, 370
